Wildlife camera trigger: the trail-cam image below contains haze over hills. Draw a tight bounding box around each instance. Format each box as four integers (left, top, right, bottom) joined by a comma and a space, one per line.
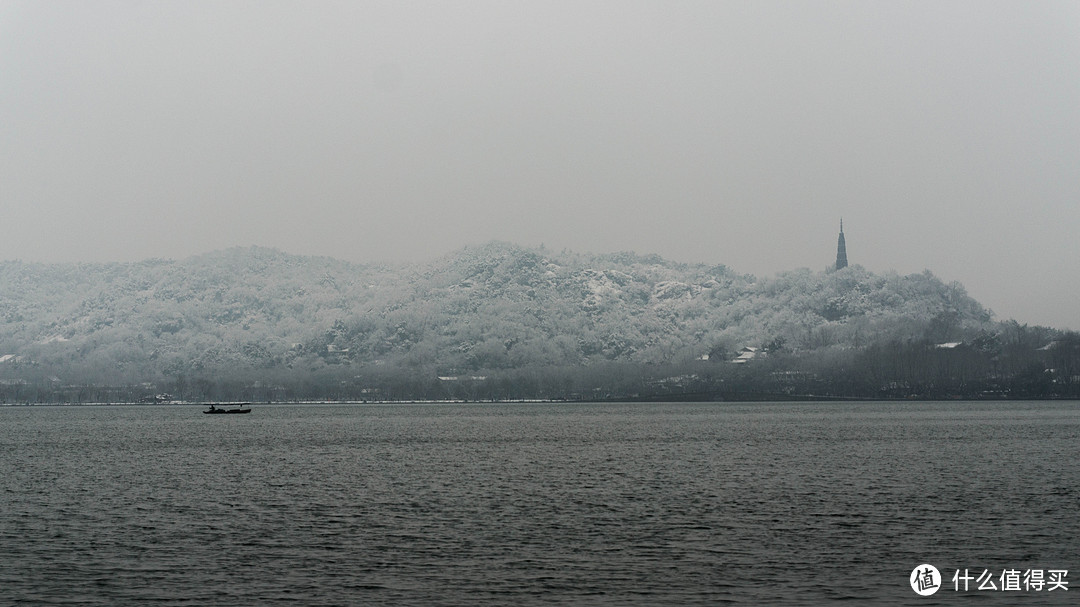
0, 243, 1074, 402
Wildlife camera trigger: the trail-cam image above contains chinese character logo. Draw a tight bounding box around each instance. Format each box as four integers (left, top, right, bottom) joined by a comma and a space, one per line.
911, 564, 941, 596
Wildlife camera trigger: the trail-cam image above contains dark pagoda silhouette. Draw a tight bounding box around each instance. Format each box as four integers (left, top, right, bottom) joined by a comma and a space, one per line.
835, 219, 848, 270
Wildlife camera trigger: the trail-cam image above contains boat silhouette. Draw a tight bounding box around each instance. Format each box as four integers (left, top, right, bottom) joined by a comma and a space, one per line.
203, 403, 252, 414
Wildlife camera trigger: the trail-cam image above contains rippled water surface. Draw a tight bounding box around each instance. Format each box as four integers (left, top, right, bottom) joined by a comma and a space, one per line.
2, 401, 1077, 605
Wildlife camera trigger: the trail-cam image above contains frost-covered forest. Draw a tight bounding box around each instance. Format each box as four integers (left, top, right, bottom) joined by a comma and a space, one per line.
0, 243, 1076, 402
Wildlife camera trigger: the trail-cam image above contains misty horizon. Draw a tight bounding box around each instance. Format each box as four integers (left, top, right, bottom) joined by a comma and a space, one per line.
2, 1, 1077, 329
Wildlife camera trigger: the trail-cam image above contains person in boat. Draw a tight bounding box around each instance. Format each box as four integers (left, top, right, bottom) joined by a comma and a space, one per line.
208, 404, 217, 411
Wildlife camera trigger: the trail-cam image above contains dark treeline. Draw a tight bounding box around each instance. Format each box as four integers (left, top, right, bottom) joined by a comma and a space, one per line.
2, 325, 1076, 403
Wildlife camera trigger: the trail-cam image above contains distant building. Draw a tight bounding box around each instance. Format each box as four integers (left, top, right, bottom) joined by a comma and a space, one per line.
732, 347, 761, 364
835, 219, 848, 270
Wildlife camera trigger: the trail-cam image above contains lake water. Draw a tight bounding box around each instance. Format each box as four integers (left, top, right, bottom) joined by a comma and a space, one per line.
1, 401, 1077, 605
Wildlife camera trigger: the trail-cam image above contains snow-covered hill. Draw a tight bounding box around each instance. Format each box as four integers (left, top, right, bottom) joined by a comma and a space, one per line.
5, 241, 1053, 401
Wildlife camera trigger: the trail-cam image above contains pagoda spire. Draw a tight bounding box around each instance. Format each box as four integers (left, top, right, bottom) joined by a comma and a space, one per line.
835, 219, 848, 270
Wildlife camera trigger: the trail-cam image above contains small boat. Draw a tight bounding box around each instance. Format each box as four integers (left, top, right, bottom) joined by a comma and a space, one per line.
203, 403, 252, 414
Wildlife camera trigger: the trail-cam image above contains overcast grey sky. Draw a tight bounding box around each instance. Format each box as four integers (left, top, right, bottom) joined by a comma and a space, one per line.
2, 1, 1078, 329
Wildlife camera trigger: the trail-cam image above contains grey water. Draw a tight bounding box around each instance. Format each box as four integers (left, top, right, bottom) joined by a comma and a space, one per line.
1, 401, 1077, 606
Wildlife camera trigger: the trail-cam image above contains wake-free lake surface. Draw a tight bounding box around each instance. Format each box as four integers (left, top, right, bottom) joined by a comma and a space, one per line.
2, 401, 1077, 605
